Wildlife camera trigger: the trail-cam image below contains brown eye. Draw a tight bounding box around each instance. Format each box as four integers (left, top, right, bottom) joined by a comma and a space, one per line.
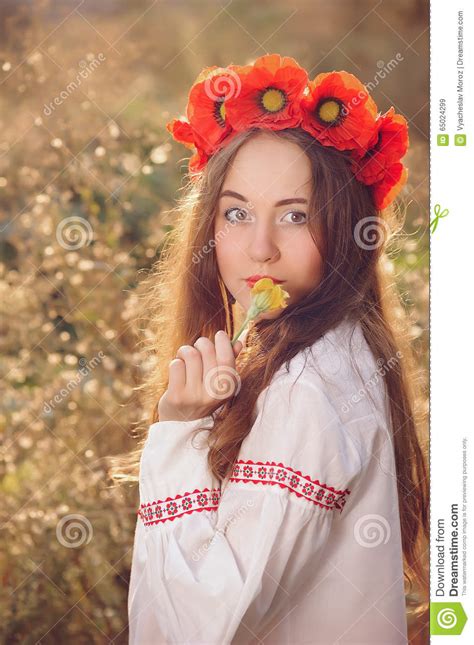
282, 211, 307, 224
224, 207, 249, 223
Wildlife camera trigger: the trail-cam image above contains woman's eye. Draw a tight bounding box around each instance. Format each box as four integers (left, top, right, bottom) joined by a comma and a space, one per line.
282, 211, 307, 224
223, 208, 307, 225
224, 207, 249, 223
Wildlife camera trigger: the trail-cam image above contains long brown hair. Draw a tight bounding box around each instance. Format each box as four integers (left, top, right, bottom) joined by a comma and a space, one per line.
110, 127, 429, 618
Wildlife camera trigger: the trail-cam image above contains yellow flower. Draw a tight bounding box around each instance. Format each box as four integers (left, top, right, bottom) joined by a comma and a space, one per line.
249, 278, 290, 312
231, 278, 290, 345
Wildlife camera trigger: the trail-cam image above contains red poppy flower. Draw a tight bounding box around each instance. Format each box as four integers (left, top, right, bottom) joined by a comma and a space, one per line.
188, 147, 210, 174
186, 131, 244, 176
165, 57, 410, 207
300, 71, 378, 151
224, 53, 308, 131
351, 107, 409, 185
166, 118, 195, 150
179, 66, 240, 155
372, 162, 408, 210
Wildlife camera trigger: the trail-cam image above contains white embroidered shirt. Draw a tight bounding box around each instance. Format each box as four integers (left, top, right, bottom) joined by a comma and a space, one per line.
128, 319, 408, 644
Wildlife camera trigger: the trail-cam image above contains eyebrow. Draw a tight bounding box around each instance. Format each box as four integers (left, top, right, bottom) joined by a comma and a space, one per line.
219, 189, 308, 207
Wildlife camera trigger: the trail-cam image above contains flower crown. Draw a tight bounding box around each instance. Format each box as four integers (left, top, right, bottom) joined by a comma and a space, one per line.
166, 53, 409, 210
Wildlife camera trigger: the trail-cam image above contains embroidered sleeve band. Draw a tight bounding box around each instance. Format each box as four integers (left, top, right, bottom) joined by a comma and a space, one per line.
230, 459, 350, 512
138, 459, 351, 526
139, 487, 221, 526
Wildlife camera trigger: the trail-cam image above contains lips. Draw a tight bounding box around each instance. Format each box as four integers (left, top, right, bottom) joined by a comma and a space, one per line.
245, 275, 284, 287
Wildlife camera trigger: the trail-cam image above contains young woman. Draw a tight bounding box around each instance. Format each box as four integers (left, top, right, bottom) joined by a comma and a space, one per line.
124, 54, 428, 643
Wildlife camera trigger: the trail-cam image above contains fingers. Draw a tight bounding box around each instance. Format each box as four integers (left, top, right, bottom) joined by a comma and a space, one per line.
168, 358, 186, 390
176, 345, 202, 387
233, 340, 243, 357
173, 331, 241, 397
193, 336, 218, 378
215, 330, 236, 366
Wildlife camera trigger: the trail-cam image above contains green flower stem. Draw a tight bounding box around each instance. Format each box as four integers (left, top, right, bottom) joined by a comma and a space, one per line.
231, 305, 262, 346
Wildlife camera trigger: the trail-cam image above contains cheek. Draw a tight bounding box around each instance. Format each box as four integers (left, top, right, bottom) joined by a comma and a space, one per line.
289, 233, 324, 285
214, 229, 240, 277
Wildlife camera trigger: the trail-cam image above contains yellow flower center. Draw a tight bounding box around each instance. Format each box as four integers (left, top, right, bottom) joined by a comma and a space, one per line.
214, 99, 226, 127
261, 88, 286, 113
219, 101, 226, 122
318, 99, 342, 124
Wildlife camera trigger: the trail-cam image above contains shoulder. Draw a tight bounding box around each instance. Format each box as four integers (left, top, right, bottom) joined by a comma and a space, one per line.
270, 318, 373, 387
237, 366, 369, 503
269, 317, 388, 424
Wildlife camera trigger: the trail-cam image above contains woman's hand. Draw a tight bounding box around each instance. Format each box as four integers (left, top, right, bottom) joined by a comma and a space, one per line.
158, 330, 244, 423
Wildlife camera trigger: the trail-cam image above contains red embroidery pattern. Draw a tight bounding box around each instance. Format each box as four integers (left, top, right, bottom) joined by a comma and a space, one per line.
230, 460, 350, 512
139, 488, 221, 526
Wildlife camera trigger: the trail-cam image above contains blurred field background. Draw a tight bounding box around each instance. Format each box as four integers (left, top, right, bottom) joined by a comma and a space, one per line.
0, 0, 429, 643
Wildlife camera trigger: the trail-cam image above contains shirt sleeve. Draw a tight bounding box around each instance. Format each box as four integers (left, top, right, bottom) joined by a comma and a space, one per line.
129, 375, 369, 644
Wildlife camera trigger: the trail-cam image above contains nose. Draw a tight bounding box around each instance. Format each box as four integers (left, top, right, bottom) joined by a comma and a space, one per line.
246, 220, 280, 265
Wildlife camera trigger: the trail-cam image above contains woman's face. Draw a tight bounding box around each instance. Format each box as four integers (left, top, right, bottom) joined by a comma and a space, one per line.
214, 132, 324, 321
